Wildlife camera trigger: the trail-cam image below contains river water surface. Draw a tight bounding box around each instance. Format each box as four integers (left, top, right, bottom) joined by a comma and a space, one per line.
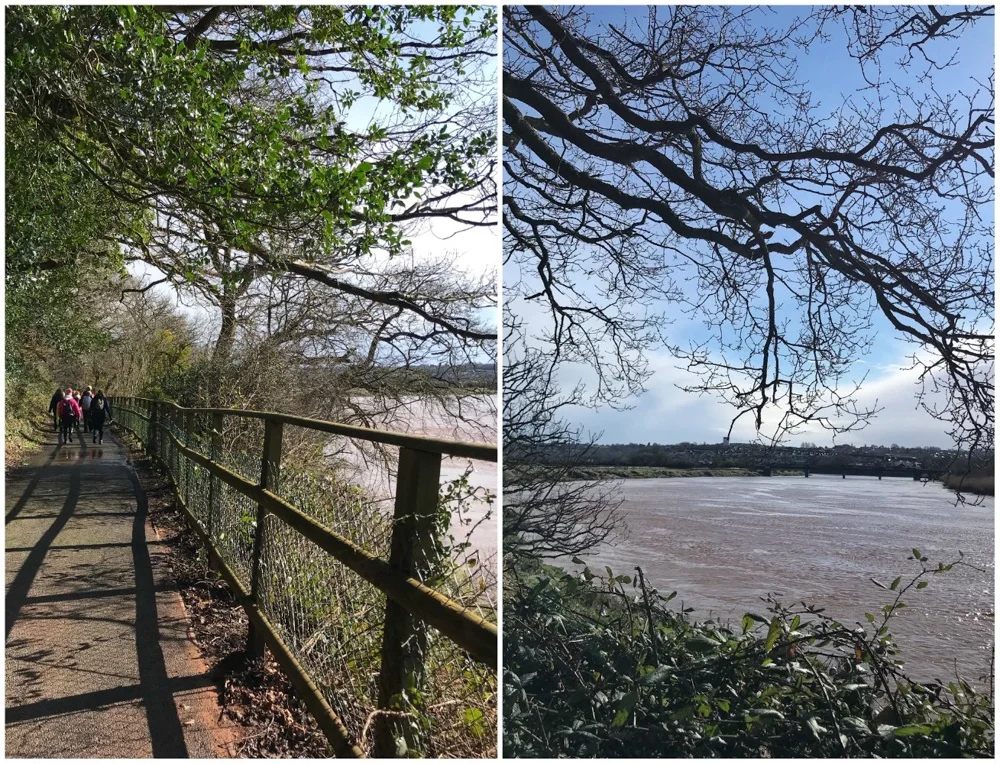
326, 395, 497, 563
571, 476, 994, 684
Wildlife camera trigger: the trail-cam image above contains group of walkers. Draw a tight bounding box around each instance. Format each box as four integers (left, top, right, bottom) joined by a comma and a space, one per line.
48, 386, 112, 445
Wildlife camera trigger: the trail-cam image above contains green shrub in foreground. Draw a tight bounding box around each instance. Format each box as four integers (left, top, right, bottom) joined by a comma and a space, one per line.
503, 554, 993, 758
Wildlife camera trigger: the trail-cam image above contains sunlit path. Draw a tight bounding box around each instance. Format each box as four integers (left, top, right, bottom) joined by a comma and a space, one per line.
4, 425, 235, 758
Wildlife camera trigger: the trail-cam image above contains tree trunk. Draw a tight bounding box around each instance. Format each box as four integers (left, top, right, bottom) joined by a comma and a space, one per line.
208, 293, 237, 407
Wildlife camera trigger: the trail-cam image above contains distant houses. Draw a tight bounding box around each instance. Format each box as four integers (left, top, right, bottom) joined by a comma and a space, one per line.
535, 440, 972, 473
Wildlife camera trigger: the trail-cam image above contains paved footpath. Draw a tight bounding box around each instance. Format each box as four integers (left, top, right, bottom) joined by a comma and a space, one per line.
5, 425, 237, 757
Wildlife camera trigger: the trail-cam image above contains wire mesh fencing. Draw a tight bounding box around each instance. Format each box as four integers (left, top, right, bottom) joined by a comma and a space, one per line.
112, 397, 497, 758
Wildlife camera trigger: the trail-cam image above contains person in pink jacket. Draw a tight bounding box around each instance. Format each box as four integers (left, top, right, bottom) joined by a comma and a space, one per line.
58, 389, 83, 445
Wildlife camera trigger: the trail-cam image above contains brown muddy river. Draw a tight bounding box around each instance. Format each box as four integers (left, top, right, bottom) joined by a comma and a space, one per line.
571, 476, 994, 684
326, 395, 498, 562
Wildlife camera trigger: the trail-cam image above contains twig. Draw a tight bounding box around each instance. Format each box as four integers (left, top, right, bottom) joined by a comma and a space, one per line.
635, 566, 660, 666
803, 653, 850, 756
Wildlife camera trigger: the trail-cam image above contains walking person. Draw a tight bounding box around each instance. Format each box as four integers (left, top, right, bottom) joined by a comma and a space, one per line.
48, 388, 64, 431
90, 391, 111, 444
80, 386, 94, 432
57, 389, 82, 445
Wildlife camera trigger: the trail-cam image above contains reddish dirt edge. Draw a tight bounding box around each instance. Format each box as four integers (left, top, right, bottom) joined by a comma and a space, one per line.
122, 435, 332, 758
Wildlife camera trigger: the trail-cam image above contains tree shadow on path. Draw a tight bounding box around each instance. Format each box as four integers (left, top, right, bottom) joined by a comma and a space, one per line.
5, 438, 197, 758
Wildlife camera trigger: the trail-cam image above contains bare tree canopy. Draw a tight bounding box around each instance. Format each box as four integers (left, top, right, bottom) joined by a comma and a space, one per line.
503, 321, 625, 558
504, 5, 993, 454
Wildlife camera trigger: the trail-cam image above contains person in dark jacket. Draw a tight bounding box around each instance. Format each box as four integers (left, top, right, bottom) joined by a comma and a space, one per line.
48, 389, 64, 431
80, 387, 94, 432
90, 391, 111, 444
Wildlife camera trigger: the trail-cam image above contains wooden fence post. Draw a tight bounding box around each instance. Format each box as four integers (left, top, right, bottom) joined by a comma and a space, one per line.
148, 400, 159, 459
247, 417, 283, 658
373, 446, 443, 758
208, 412, 224, 539
183, 409, 195, 510
166, 406, 175, 479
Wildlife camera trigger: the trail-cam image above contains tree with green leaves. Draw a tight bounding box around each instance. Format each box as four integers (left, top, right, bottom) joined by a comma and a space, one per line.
7, 5, 497, 409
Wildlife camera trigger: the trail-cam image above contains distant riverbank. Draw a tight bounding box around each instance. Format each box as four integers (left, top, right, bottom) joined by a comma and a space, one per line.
565, 465, 995, 496
560, 465, 994, 496
561, 465, 800, 480
943, 473, 995, 496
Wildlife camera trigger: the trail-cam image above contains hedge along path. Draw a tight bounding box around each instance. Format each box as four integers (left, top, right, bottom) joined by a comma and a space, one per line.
112, 397, 499, 758
4, 425, 237, 758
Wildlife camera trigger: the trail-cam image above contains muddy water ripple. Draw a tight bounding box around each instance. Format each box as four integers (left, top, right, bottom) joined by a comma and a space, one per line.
573, 476, 993, 684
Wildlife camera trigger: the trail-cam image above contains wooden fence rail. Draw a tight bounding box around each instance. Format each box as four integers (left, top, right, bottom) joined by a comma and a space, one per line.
112, 396, 497, 758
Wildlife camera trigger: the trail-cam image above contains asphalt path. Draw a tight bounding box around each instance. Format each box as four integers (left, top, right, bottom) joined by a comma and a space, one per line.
5, 424, 236, 757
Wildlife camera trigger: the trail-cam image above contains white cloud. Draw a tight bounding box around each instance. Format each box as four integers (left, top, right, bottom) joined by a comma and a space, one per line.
571, 348, 954, 448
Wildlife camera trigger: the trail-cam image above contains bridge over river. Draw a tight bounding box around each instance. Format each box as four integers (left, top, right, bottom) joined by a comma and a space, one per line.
758, 464, 945, 480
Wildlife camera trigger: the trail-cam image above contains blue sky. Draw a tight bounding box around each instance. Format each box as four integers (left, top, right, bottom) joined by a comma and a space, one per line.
508, 5, 993, 448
